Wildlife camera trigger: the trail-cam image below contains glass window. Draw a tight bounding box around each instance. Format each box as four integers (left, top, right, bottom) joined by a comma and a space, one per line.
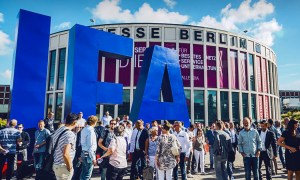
103, 105, 115, 118
57, 48, 66, 90
240, 52, 248, 90
232, 92, 239, 122
48, 50, 56, 91
242, 93, 248, 118
4, 99, 9, 105
230, 50, 239, 89
46, 93, 54, 116
194, 90, 204, 123
208, 90, 217, 124
55, 93, 63, 120
0, 93, 3, 98
251, 94, 257, 121
249, 54, 255, 91
5, 93, 10, 98
118, 90, 130, 117
0, 87, 4, 92
184, 90, 191, 119
0, 99, 3, 104
220, 91, 229, 121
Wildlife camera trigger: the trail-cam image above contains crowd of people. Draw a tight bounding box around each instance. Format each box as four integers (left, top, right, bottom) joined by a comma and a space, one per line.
0, 111, 299, 180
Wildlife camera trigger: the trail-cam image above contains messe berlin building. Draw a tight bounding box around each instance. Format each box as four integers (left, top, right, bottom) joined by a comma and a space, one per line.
46, 23, 280, 125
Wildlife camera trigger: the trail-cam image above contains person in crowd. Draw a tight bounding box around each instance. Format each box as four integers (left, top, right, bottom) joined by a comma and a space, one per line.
147, 127, 159, 179
145, 123, 151, 131
119, 115, 129, 124
229, 121, 238, 168
258, 120, 277, 180
277, 119, 300, 180
206, 123, 216, 169
98, 119, 118, 180
14, 124, 30, 171
80, 116, 98, 180
115, 117, 121, 126
77, 112, 86, 128
130, 120, 149, 180
274, 120, 285, 169
33, 120, 51, 171
44, 111, 55, 133
72, 125, 84, 180
238, 117, 262, 180
151, 120, 162, 136
193, 129, 206, 174
186, 125, 194, 177
124, 121, 133, 143
100, 125, 127, 180
213, 121, 232, 180
0, 119, 21, 180
101, 111, 113, 127
173, 121, 191, 180
156, 121, 181, 180
223, 121, 235, 180
52, 113, 78, 180
267, 119, 280, 175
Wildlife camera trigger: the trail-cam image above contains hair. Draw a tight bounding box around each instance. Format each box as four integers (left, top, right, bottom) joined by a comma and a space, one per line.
243, 117, 252, 123
9, 119, 17, 127
287, 119, 298, 136
189, 124, 194, 129
65, 113, 78, 125
196, 129, 203, 136
98, 120, 103, 126
17, 124, 23, 127
162, 121, 172, 131
215, 120, 224, 130
114, 125, 125, 136
38, 120, 44, 124
267, 119, 274, 125
87, 115, 98, 125
151, 120, 157, 124
150, 127, 158, 133
110, 119, 116, 124
174, 121, 182, 127
260, 120, 267, 125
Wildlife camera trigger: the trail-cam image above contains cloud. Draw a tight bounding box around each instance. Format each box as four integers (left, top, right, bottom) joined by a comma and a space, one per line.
91, 0, 188, 24
54, 22, 71, 30
0, 30, 12, 56
0, 12, 3, 22
163, 0, 176, 9
1, 69, 11, 80
191, 0, 281, 46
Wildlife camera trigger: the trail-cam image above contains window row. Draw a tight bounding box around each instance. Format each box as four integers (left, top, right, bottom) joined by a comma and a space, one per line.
47, 48, 66, 91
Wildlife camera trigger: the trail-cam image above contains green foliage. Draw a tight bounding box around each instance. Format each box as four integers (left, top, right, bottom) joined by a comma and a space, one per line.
0, 118, 7, 128
281, 111, 300, 120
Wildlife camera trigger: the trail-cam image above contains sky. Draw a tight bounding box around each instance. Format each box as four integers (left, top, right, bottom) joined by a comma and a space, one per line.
0, 0, 299, 90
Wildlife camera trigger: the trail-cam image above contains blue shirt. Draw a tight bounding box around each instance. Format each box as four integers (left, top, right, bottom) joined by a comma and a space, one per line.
148, 138, 158, 156
0, 127, 21, 154
238, 128, 262, 157
206, 129, 215, 146
34, 128, 51, 153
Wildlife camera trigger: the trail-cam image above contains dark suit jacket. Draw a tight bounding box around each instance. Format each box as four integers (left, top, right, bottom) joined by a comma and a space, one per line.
258, 130, 277, 158
135, 128, 149, 151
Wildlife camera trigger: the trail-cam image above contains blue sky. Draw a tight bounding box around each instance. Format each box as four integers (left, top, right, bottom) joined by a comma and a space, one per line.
0, 0, 299, 90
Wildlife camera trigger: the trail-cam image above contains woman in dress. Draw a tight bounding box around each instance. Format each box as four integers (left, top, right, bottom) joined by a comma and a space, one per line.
193, 129, 206, 174
277, 119, 300, 180
155, 122, 181, 180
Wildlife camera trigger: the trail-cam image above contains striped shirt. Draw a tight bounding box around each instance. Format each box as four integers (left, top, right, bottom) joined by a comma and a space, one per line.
0, 127, 21, 154
52, 126, 76, 165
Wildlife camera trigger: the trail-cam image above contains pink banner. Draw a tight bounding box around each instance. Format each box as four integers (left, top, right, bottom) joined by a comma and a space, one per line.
264, 96, 269, 119
150, 42, 161, 46
219, 48, 228, 89
261, 58, 267, 93
134, 42, 147, 86
258, 95, 264, 119
193, 44, 204, 87
263, 58, 269, 93
256, 56, 262, 92
230, 50, 239, 89
179, 43, 191, 87
207, 46, 217, 88
104, 58, 116, 83
119, 58, 131, 86
239, 52, 248, 90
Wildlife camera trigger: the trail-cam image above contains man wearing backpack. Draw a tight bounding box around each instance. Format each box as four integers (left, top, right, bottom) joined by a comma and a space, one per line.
213, 120, 232, 180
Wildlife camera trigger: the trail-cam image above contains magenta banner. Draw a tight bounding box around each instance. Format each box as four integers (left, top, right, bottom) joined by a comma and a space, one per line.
230, 50, 239, 89
206, 46, 217, 88
258, 95, 264, 119
219, 48, 228, 89
104, 58, 116, 83
119, 58, 131, 86
134, 42, 147, 86
150, 42, 161, 46
264, 96, 269, 119
265, 60, 269, 93
179, 43, 191, 87
256, 56, 262, 92
193, 44, 204, 87
239, 52, 248, 90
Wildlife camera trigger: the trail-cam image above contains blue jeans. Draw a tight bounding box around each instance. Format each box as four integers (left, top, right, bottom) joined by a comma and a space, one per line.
227, 161, 233, 180
80, 153, 94, 180
214, 157, 228, 180
209, 146, 214, 168
173, 153, 186, 180
33, 152, 45, 170
244, 157, 259, 180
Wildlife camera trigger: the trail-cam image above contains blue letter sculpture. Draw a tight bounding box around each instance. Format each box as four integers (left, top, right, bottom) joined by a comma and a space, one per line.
65, 24, 133, 116
130, 46, 189, 124
9, 10, 50, 128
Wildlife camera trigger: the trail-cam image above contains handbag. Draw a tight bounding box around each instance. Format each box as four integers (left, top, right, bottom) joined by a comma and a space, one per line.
43, 129, 69, 172
171, 136, 180, 156
143, 165, 154, 180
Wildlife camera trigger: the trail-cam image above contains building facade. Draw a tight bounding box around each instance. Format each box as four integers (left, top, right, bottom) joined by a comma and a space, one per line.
46, 23, 280, 125
0, 85, 10, 119
280, 90, 300, 111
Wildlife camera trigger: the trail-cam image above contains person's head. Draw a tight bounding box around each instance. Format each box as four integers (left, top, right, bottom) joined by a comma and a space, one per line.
86, 116, 98, 127
17, 124, 24, 132
105, 111, 109, 116
145, 123, 150, 129
173, 121, 182, 131
196, 123, 200, 128
47, 111, 54, 119
126, 121, 132, 128
196, 129, 203, 137
188, 124, 194, 131
229, 121, 234, 129
162, 121, 172, 134
109, 119, 117, 130
215, 121, 224, 130
210, 123, 216, 130
243, 117, 252, 130
116, 117, 120, 122
267, 119, 274, 128
123, 115, 129, 121
284, 117, 290, 127
260, 120, 268, 132
150, 127, 158, 136
287, 119, 298, 135
275, 120, 281, 128
65, 113, 78, 129
38, 120, 45, 130
9, 119, 17, 127
135, 120, 144, 130
114, 125, 125, 137
78, 112, 83, 119
151, 120, 158, 127
224, 122, 229, 129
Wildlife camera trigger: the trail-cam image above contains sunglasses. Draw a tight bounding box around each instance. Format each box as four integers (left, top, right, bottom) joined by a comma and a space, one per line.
110, 123, 116, 125
17, 127, 23, 129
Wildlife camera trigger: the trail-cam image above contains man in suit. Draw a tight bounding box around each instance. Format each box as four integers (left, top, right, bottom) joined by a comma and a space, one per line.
130, 120, 149, 180
258, 120, 277, 180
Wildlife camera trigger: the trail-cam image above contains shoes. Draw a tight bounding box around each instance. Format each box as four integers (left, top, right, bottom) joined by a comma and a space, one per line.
187, 173, 193, 178
201, 172, 207, 175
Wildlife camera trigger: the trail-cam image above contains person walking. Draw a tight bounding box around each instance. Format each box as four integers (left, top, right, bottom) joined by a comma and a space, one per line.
80, 116, 98, 180
277, 119, 300, 180
274, 120, 285, 169
193, 129, 206, 174
206, 123, 216, 170
156, 122, 181, 180
238, 117, 262, 180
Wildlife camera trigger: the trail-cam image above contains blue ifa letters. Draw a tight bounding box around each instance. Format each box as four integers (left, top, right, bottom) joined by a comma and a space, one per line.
9, 9, 189, 128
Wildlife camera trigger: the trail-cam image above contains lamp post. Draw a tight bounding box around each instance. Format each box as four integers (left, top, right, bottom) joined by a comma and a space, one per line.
90, 19, 95, 25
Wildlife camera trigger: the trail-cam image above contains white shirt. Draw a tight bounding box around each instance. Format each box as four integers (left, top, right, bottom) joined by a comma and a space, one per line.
124, 127, 133, 143
81, 125, 97, 160
101, 115, 112, 127
260, 130, 267, 151
109, 136, 127, 168
77, 118, 86, 127
230, 128, 236, 143
129, 128, 138, 153
173, 130, 191, 157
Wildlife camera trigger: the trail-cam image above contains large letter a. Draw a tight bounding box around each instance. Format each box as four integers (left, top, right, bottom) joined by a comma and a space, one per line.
130, 45, 189, 124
